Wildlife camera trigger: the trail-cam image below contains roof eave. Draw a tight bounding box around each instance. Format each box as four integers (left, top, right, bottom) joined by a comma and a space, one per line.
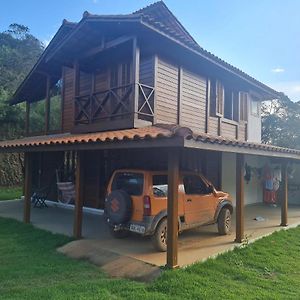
10, 22, 76, 105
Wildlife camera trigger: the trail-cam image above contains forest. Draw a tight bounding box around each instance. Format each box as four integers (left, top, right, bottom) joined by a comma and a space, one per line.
0, 23, 299, 187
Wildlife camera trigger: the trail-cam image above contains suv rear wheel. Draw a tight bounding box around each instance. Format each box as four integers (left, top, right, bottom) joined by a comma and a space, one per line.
218, 207, 231, 235
152, 218, 167, 252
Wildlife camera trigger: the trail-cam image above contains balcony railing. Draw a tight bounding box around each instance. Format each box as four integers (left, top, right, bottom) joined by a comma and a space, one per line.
74, 83, 155, 126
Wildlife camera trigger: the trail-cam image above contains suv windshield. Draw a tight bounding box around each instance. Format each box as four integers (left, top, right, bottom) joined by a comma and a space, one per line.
112, 172, 144, 196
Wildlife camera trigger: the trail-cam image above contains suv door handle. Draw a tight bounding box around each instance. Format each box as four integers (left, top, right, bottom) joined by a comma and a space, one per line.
187, 198, 192, 202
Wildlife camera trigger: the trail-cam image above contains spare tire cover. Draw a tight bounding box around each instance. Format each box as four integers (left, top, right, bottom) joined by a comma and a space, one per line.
105, 190, 132, 224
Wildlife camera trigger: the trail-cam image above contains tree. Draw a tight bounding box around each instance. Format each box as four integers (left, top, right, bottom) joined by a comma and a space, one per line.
261, 93, 300, 149
0, 24, 43, 186
0, 23, 43, 140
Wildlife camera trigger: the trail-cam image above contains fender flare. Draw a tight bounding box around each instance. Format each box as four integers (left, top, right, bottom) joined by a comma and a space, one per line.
214, 200, 233, 222
150, 210, 182, 234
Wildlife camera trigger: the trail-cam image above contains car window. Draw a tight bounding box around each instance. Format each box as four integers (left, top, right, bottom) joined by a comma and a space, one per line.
183, 175, 210, 195
112, 172, 144, 196
153, 175, 168, 197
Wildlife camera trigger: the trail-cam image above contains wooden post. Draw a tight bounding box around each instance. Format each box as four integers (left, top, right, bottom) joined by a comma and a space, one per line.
73, 60, 80, 127
177, 66, 182, 125
25, 101, 30, 136
23, 152, 32, 223
205, 79, 211, 134
73, 151, 85, 238
132, 37, 140, 121
281, 161, 288, 226
166, 148, 180, 268
235, 153, 245, 243
45, 75, 51, 134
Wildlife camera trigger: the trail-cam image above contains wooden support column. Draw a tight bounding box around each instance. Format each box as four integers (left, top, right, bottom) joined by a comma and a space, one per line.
235, 153, 245, 243
132, 37, 140, 122
25, 101, 30, 136
166, 148, 180, 269
281, 161, 288, 226
45, 75, 51, 134
23, 152, 33, 223
73, 151, 85, 238
205, 79, 211, 134
73, 60, 80, 127
177, 66, 183, 125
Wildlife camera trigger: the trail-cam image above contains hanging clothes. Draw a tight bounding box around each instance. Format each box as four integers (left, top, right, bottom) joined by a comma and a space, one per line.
273, 166, 282, 192
263, 164, 276, 204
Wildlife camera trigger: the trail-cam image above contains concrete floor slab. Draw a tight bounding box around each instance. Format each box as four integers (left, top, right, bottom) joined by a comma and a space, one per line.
1, 200, 300, 267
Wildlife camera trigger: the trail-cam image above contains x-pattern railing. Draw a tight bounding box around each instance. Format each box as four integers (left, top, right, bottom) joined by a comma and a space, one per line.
75, 83, 155, 125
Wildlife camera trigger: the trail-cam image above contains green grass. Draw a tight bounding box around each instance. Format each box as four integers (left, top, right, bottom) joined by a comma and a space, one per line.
0, 186, 22, 201
1, 217, 300, 299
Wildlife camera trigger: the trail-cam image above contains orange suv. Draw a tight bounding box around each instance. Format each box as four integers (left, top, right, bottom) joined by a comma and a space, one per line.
104, 169, 233, 251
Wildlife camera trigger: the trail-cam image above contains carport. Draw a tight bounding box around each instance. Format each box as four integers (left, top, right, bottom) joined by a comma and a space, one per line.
0, 125, 300, 268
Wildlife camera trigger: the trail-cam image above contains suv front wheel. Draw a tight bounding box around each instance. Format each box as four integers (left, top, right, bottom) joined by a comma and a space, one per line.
152, 218, 167, 252
217, 207, 232, 235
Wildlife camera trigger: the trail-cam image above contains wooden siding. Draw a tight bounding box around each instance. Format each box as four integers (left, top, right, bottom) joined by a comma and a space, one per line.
79, 71, 92, 96
62, 67, 74, 133
222, 121, 237, 139
208, 117, 219, 136
155, 57, 178, 124
94, 69, 109, 92
139, 56, 155, 87
180, 69, 206, 133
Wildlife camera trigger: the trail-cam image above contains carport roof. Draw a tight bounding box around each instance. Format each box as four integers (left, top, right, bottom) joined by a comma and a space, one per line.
0, 125, 299, 160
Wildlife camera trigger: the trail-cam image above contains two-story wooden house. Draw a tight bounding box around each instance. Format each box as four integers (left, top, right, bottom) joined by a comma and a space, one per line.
1, 1, 300, 268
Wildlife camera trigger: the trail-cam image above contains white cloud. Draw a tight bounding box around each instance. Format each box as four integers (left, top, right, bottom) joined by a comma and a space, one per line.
92, 0, 98, 3
271, 67, 285, 73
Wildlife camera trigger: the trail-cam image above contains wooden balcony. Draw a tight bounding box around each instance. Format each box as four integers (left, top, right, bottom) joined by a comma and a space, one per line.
73, 83, 155, 133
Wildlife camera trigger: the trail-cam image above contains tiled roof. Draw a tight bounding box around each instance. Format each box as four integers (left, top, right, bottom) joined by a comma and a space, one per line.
159, 124, 300, 155
1, 125, 300, 159
0, 127, 172, 150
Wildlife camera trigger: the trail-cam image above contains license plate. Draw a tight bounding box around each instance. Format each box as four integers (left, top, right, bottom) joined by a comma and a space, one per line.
129, 224, 145, 234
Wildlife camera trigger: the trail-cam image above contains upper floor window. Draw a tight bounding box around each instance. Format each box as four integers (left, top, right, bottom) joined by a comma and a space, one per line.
250, 97, 260, 116
210, 80, 239, 121
210, 80, 223, 117
224, 89, 239, 121
110, 61, 131, 88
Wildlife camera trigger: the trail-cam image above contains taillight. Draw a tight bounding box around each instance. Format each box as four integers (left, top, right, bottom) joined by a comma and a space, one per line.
143, 195, 151, 216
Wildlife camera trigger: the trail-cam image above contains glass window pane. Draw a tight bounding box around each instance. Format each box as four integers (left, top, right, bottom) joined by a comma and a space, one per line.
111, 172, 144, 196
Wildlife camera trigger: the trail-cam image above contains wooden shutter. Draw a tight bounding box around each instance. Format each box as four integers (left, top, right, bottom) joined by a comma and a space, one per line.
216, 80, 224, 116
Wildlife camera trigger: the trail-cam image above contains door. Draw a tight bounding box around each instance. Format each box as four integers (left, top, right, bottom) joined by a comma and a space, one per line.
183, 175, 216, 225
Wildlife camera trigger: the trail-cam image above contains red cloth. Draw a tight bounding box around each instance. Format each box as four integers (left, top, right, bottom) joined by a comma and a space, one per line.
264, 190, 276, 204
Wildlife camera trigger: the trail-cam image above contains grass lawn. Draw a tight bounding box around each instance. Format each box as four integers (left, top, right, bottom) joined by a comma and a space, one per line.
0, 186, 22, 201
1, 217, 300, 300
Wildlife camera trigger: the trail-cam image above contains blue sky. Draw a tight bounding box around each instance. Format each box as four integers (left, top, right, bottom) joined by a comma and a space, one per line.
1, 0, 300, 100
